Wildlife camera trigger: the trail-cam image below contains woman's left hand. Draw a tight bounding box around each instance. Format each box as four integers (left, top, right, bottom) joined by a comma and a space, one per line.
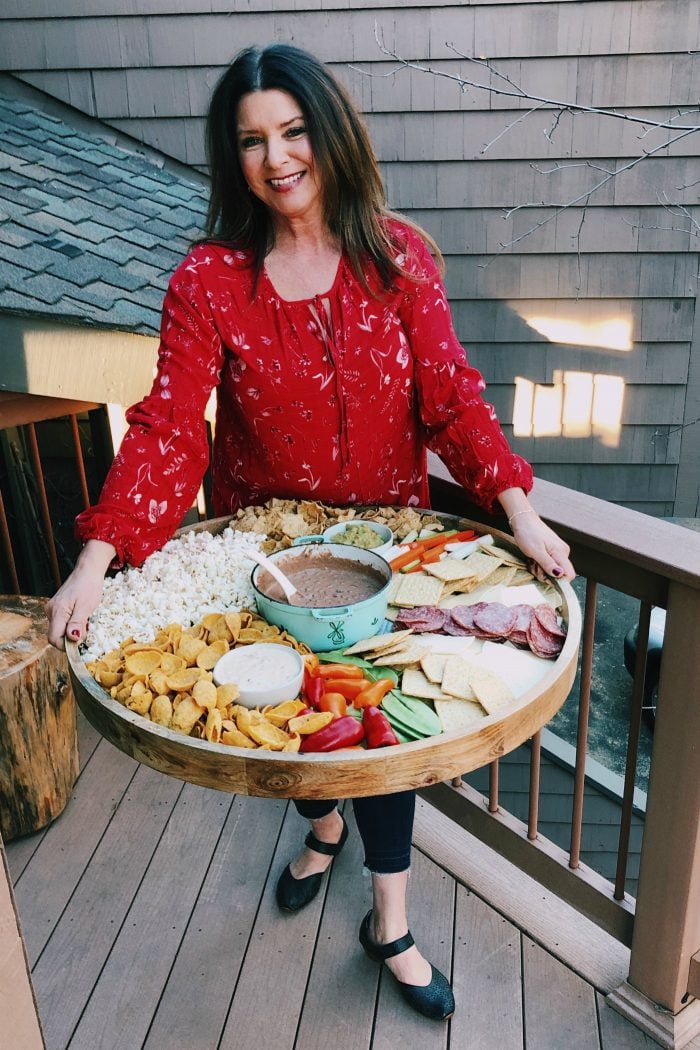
508, 510, 575, 582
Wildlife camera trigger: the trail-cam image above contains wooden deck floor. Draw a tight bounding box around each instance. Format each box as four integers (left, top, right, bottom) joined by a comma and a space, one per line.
7, 714, 660, 1050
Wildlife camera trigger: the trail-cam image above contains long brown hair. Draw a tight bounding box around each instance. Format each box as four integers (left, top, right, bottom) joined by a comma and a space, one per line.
205, 44, 442, 291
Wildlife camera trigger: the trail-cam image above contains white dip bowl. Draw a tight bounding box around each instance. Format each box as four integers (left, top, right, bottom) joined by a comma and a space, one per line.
213, 642, 304, 709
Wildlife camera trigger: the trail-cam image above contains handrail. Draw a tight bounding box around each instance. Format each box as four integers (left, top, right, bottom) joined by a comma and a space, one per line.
427, 457, 700, 1046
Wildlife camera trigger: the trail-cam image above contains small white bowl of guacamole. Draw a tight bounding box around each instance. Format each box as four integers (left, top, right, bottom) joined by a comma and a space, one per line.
322, 520, 393, 558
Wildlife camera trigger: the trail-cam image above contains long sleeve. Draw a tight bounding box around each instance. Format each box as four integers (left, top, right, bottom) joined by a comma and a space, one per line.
76, 255, 225, 566
397, 229, 533, 510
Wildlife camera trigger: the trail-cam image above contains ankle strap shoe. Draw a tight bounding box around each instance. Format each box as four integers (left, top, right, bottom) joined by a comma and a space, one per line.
359, 910, 455, 1021
276, 814, 348, 912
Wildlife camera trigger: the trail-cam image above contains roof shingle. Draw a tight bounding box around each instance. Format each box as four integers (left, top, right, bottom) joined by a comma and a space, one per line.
0, 95, 209, 335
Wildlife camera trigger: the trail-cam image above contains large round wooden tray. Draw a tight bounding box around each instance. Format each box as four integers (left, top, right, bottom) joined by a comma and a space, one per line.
66, 509, 581, 799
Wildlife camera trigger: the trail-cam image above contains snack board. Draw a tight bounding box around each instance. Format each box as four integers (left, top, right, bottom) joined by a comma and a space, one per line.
66, 505, 581, 799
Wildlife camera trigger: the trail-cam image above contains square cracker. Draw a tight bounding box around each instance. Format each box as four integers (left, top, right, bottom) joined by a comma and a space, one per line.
434, 698, 485, 732
401, 667, 453, 701
393, 573, 444, 608
420, 653, 448, 684
440, 655, 477, 702
480, 544, 527, 568
372, 642, 428, 667
469, 666, 514, 714
343, 629, 413, 655
423, 557, 482, 582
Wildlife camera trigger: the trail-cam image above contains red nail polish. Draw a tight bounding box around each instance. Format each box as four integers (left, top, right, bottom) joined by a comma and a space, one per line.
70, 629, 80, 639
551, 567, 563, 578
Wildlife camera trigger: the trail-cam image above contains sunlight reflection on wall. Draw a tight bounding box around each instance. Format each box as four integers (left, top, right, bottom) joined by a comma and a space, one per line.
513, 372, 625, 448
510, 308, 631, 449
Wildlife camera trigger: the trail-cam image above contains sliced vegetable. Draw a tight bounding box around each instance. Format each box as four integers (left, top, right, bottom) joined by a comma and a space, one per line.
318, 691, 347, 718
299, 715, 365, 753
353, 677, 395, 709
389, 549, 423, 571
362, 706, 400, 748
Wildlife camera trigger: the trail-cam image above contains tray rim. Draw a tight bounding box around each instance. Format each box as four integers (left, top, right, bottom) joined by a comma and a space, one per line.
66, 507, 582, 798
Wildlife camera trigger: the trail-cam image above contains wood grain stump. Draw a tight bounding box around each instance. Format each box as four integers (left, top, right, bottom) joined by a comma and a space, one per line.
0, 595, 78, 841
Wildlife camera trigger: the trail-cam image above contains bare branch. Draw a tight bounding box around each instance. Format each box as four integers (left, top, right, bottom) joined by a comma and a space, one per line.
480, 101, 548, 154
365, 30, 700, 133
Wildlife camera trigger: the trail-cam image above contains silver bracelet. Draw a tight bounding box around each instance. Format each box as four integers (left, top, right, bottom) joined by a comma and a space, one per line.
507, 509, 536, 528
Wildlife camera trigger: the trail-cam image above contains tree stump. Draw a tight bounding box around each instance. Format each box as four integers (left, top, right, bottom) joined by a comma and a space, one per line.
0, 595, 78, 842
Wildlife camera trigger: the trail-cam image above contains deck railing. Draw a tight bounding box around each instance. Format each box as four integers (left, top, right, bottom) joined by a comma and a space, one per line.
3, 404, 700, 1047
428, 459, 700, 1048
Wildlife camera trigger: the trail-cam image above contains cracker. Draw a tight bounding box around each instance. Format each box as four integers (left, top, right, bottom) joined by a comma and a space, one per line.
393, 573, 444, 608
420, 653, 448, 684
423, 557, 480, 582
434, 698, 486, 732
469, 667, 514, 713
343, 629, 413, 655
510, 567, 536, 586
372, 642, 428, 666
479, 544, 527, 568
401, 667, 453, 701
483, 564, 517, 588
440, 655, 477, 702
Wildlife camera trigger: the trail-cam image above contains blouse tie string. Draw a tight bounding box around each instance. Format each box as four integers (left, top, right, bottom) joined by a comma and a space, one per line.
310, 295, 350, 470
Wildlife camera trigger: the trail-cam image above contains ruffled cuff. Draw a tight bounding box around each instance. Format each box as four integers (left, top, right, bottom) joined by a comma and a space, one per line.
75, 506, 176, 569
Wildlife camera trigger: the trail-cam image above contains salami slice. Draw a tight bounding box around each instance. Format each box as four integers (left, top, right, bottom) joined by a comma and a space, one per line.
449, 605, 477, 631
533, 604, 567, 639
526, 616, 564, 658
443, 617, 474, 636
395, 606, 446, 633
473, 602, 517, 638
507, 604, 535, 648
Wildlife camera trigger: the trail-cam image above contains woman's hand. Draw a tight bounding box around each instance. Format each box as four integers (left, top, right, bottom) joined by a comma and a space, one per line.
46, 540, 116, 650
508, 510, 575, 582
496, 490, 575, 582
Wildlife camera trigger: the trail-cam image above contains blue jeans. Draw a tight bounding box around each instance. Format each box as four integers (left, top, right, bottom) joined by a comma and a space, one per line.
294, 789, 415, 873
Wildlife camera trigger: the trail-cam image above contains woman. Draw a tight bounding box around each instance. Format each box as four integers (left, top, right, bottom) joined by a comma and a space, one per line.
48, 44, 574, 1021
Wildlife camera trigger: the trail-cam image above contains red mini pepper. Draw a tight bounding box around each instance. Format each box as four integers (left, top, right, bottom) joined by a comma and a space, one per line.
303, 668, 325, 710
299, 715, 365, 753
362, 706, 400, 749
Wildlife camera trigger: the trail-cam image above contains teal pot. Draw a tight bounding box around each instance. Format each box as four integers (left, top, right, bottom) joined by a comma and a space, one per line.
252, 543, 392, 652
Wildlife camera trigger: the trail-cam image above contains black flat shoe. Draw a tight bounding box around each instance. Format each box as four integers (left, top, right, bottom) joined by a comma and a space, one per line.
276, 814, 349, 912
359, 910, 455, 1021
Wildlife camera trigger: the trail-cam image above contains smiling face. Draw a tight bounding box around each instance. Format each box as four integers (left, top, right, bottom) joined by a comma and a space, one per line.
236, 89, 324, 231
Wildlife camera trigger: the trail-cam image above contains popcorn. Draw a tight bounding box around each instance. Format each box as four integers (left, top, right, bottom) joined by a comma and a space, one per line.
82, 527, 265, 661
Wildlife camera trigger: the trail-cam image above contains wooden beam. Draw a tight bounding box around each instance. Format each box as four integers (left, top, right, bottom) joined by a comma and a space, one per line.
0, 840, 44, 1049
627, 581, 700, 1012
0, 393, 99, 429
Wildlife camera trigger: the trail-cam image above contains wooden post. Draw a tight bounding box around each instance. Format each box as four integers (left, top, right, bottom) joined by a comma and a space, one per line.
609, 581, 700, 1047
0, 595, 78, 841
0, 838, 44, 1048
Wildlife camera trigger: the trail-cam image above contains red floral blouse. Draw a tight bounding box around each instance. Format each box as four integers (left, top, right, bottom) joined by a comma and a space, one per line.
76, 221, 532, 566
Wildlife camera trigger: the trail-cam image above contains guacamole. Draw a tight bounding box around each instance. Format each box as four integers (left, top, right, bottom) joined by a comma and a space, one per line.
334, 524, 383, 549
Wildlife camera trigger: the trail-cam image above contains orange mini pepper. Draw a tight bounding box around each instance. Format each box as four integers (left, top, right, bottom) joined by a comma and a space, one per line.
321, 677, 368, 700
317, 663, 365, 679
353, 677, 395, 709
318, 692, 347, 718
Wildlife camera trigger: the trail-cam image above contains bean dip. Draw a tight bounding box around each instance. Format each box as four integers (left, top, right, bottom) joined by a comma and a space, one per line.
256, 550, 387, 608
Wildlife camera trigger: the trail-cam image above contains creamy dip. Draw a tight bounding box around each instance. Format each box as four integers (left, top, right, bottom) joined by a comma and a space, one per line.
256, 550, 387, 608
213, 643, 302, 690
